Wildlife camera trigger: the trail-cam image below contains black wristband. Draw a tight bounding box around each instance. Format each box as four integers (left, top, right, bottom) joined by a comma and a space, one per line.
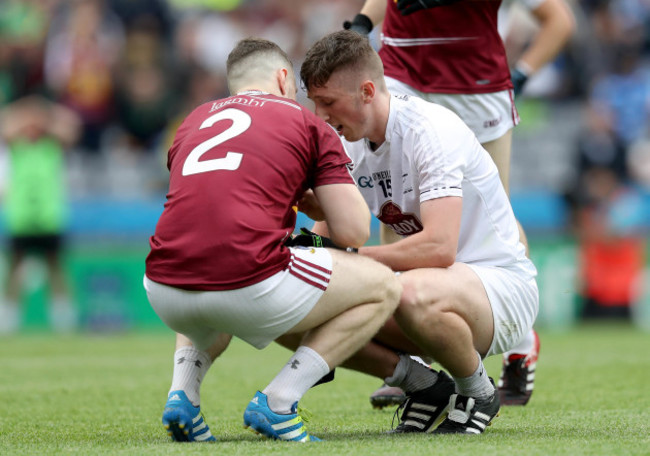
511, 68, 529, 97
343, 13, 373, 35
346, 247, 359, 253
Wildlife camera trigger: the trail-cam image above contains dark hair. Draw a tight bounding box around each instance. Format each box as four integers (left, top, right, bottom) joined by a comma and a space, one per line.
226, 37, 292, 75
301, 30, 381, 90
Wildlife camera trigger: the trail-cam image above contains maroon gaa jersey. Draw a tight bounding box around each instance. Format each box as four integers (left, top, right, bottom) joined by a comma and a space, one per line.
146, 92, 353, 290
379, 0, 512, 94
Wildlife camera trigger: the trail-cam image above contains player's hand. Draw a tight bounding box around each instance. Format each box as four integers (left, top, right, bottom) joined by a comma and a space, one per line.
396, 0, 463, 16
511, 67, 529, 97
288, 228, 360, 253
343, 13, 373, 35
288, 228, 341, 249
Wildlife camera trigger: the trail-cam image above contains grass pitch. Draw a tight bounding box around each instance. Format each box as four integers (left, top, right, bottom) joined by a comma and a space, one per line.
1, 322, 648, 455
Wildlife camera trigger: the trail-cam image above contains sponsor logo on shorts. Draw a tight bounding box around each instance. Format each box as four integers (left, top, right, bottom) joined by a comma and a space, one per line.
483, 116, 502, 128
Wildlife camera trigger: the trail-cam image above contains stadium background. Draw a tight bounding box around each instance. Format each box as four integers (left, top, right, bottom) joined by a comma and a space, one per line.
1, 0, 650, 332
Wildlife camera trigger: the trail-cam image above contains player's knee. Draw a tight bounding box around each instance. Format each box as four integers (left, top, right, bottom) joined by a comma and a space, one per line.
397, 280, 442, 326
365, 264, 401, 318
397, 277, 423, 312
383, 273, 402, 314
367, 266, 400, 316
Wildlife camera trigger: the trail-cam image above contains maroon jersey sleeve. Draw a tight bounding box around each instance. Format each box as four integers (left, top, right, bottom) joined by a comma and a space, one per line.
380, 0, 512, 94
145, 94, 353, 290
305, 111, 355, 188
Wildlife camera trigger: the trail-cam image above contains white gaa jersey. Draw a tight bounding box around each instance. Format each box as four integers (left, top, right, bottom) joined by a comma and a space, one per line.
343, 94, 535, 277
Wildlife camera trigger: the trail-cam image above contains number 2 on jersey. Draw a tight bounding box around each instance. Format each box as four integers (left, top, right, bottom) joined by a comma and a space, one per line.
182, 108, 251, 176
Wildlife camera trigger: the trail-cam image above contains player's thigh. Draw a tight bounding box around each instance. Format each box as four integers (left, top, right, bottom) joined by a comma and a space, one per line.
482, 129, 513, 193
289, 249, 399, 333
397, 263, 494, 355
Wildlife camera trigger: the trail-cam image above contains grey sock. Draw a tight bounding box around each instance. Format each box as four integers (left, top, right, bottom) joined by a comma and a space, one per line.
385, 354, 438, 393
452, 353, 495, 401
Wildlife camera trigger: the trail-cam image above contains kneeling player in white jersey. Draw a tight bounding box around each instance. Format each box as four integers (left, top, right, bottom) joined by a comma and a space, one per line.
299, 31, 539, 435
344, 0, 574, 408
144, 37, 401, 443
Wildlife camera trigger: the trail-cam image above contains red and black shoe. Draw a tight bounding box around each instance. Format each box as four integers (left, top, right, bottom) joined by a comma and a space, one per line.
497, 329, 540, 406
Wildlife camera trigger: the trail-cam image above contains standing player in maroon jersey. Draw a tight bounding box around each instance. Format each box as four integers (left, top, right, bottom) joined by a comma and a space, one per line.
144, 37, 401, 443
344, 0, 574, 407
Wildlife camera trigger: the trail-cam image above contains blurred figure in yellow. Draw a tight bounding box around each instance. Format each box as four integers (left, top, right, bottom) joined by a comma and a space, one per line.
0, 95, 81, 333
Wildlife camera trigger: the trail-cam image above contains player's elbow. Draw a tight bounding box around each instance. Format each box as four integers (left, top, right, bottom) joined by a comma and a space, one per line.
330, 222, 370, 249
559, 9, 575, 41
437, 250, 456, 268
428, 244, 456, 268
553, 2, 576, 42
566, 17, 576, 41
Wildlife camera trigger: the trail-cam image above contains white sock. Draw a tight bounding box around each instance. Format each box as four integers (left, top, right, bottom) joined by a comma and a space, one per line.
385, 354, 438, 393
503, 329, 535, 358
169, 346, 212, 406
410, 355, 431, 366
452, 353, 494, 401
263, 346, 330, 414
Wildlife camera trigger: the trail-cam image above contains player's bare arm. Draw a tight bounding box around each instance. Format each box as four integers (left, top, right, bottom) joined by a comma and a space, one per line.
521, 0, 575, 74
297, 189, 326, 221
359, 0, 386, 26
359, 197, 461, 271
315, 182, 371, 248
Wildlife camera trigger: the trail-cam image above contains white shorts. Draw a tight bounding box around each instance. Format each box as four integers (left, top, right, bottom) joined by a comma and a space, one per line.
385, 76, 520, 143
143, 247, 333, 350
467, 264, 539, 357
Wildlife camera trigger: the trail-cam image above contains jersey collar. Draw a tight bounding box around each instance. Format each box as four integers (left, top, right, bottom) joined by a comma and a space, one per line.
236, 90, 269, 96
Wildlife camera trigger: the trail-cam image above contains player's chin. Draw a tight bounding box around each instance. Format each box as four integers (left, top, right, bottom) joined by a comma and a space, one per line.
340, 128, 361, 142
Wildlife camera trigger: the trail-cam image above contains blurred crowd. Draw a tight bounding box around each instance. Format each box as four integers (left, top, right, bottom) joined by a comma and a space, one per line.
0, 0, 648, 188
0, 0, 361, 159
1, 0, 650, 325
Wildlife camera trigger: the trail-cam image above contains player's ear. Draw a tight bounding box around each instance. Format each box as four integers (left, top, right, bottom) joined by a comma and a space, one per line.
361, 79, 376, 104
277, 68, 289, 96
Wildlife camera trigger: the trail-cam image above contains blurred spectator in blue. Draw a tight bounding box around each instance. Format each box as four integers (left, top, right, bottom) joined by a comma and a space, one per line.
558, 0, 650, 320
44, 0, 125, 154
589, 42, 650, 149
0, 95, 81, 333
574, 105, 629, 195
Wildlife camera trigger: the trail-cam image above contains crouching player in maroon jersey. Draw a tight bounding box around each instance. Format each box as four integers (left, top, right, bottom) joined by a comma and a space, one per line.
144, 38, 401, 443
